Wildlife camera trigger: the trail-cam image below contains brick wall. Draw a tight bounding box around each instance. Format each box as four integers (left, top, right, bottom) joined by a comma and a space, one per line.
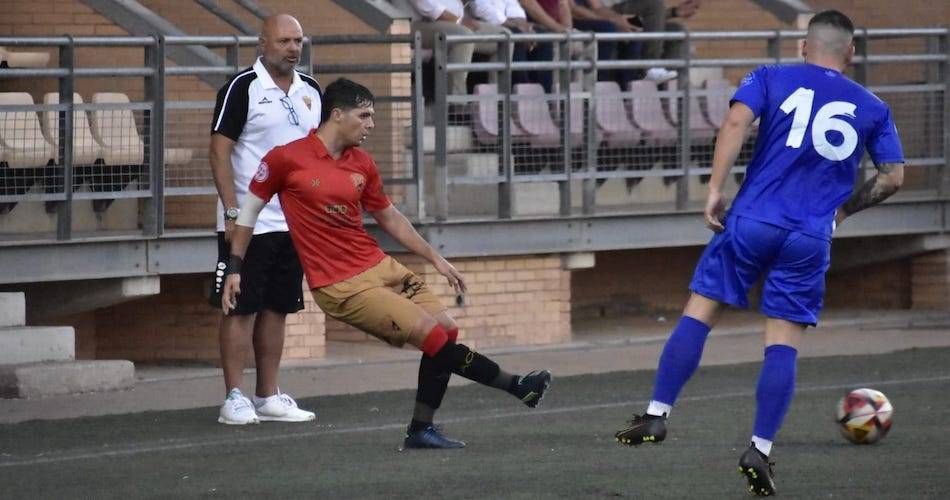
572, 247, 703, 319
573, 243, 916, 320
325, 254, 572, 349
91, 274, 325, 364
911, 250, 950, 310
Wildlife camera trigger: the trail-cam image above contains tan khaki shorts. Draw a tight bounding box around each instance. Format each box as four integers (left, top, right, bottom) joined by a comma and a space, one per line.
312, 256, 446, 347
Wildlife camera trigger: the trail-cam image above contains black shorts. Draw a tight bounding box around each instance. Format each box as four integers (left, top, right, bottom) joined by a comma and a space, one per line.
209, 231, 305, 315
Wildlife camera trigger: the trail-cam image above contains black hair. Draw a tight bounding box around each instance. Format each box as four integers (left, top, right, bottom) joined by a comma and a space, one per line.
808, 10, 854, 35
320, 77, 375, 124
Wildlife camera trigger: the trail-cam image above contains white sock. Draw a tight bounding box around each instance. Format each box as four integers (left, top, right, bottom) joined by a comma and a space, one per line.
646, 401, 672, 417
751, 435, 773, 456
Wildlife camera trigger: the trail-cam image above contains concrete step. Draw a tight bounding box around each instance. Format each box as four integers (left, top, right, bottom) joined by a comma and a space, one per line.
0, 326, 74, 364
0, 360, 134, 398
405, 125, 473, 153
0, 292, 25, 327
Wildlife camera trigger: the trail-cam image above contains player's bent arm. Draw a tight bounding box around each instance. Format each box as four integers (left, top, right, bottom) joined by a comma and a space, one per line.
371, 204, 467, 293
221, 193, 266, 313
838, 162, 904, 222
371, 204, 440, 262
209, 134, 239, 209
708, 102, 755, 193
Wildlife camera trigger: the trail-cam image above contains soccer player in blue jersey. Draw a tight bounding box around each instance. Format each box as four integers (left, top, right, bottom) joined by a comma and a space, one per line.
613, 10, 904, 496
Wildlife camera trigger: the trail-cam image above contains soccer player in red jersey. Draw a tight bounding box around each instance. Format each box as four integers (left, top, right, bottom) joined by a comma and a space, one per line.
222, 77, 552, 449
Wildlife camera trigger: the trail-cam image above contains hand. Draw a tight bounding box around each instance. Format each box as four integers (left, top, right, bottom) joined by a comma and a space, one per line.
224, 219, 235, 243
461, 17, 480, 31
221, 273, 241, 314
611, 14, 641, 32
433, 257, 467, 295
704, 189, 726, 232
675, 0, 700, 19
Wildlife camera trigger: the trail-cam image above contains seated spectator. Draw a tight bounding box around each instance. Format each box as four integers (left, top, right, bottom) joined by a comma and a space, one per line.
604, 0, 702, 82
520, 0, 642, 88
572, 0, 645, 86
471, 0, 556, 92
396, 0, 510, 96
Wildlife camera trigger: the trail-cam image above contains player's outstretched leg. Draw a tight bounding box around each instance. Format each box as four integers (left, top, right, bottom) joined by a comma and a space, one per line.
404, 327, 464, 450
616, 313, 712, 446
418, 324, 553, 408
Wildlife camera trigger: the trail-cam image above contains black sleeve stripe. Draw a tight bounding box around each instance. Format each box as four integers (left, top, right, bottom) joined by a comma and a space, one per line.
212, 68, 256, 134
299, 73, 322, 96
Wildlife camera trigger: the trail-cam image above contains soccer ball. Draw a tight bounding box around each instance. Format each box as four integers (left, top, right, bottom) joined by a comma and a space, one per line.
836, 388, 893, 444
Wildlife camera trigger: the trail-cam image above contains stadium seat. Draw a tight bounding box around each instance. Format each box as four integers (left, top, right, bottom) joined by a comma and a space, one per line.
0, 93, 56, 169
471, 83, 527, 146
89, 92, 192, 167
701, 78, 737, 129
0, 46, 50, 68
513, 83, 560, 147
665, 85, 717, 143
593, 81, 642, 148
0, 92, 56, 211
626, 80, 678, 147
41, 93, 104, 167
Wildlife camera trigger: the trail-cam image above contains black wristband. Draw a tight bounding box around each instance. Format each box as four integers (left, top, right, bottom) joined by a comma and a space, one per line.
225, 255, 243, 275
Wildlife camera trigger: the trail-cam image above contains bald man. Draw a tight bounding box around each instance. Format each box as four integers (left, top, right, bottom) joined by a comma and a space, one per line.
209, 14, 322, 425
612, 10, 904, 496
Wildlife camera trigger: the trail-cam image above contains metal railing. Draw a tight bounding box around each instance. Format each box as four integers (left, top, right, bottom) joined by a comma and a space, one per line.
0, 28, 947, 243
429, 28, 949, 220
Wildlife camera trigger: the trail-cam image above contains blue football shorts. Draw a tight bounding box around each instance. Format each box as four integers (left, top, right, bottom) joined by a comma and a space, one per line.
689, 214, 831, 326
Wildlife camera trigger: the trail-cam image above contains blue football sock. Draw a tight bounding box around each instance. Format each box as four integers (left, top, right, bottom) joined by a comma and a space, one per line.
752, 344, 798, 441
650, 316, 712, 407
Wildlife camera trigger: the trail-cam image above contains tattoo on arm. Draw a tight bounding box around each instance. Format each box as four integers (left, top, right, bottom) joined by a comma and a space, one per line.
841, 163, 902, 216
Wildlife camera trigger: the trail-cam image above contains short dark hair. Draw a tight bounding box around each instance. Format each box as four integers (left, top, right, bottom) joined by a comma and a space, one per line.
808, 9, 854, 35
321, 78, 375, 123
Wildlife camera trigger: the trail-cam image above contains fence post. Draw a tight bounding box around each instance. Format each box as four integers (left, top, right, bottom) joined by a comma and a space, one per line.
143, 35, 166, 237
941, 30, 950, 209
675, 30, 691, 210
498, 35, 513, 220
559, 32, 572, 216
433, 33, 449, 221
412, 31, 426, 220
55, 37, 74, 241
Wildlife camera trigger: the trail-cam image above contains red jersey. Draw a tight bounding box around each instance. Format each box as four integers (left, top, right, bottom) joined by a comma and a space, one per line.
249, 131, 391, 288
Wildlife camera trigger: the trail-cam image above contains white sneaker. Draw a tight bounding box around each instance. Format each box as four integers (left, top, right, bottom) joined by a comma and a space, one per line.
253, 392, 316, 422
218, 388, 260, 425
644, 67, 679, 84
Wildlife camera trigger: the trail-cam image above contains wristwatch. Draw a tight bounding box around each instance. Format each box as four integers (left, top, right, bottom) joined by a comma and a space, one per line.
224, 207, 241, 221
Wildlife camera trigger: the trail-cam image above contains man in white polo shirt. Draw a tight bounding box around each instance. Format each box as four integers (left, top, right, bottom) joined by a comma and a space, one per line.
209, 13, 321, 425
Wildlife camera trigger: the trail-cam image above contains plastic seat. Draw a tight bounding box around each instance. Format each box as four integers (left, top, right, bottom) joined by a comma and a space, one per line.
89, 92, 192, 166
471, 84, 527, 146
593, 81, 642, 148
666, 86, 717, 142
702, 78, 737, 129
514, 83, 560, 147
627, 80, 679, 147
0, 92, 56, 168
42, 93, 104, 166
0, 46, 50, 68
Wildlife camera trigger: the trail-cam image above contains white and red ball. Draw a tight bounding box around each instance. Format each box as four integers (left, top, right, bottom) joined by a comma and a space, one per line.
836, 388, 893, 444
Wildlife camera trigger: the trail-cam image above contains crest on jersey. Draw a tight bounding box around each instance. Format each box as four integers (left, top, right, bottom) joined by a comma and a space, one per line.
302, 95, 312, 110
254, 161, 269, 183
351, 173, 366, 192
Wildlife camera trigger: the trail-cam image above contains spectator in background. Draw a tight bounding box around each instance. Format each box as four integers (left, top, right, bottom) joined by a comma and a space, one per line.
605, 0, 703, 82
520, 0, 643, 87
471, 0, 556, 92
397, 0, 509, 97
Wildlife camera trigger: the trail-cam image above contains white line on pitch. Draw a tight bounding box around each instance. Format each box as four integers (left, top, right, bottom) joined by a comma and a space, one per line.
1, 374, 947, 468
